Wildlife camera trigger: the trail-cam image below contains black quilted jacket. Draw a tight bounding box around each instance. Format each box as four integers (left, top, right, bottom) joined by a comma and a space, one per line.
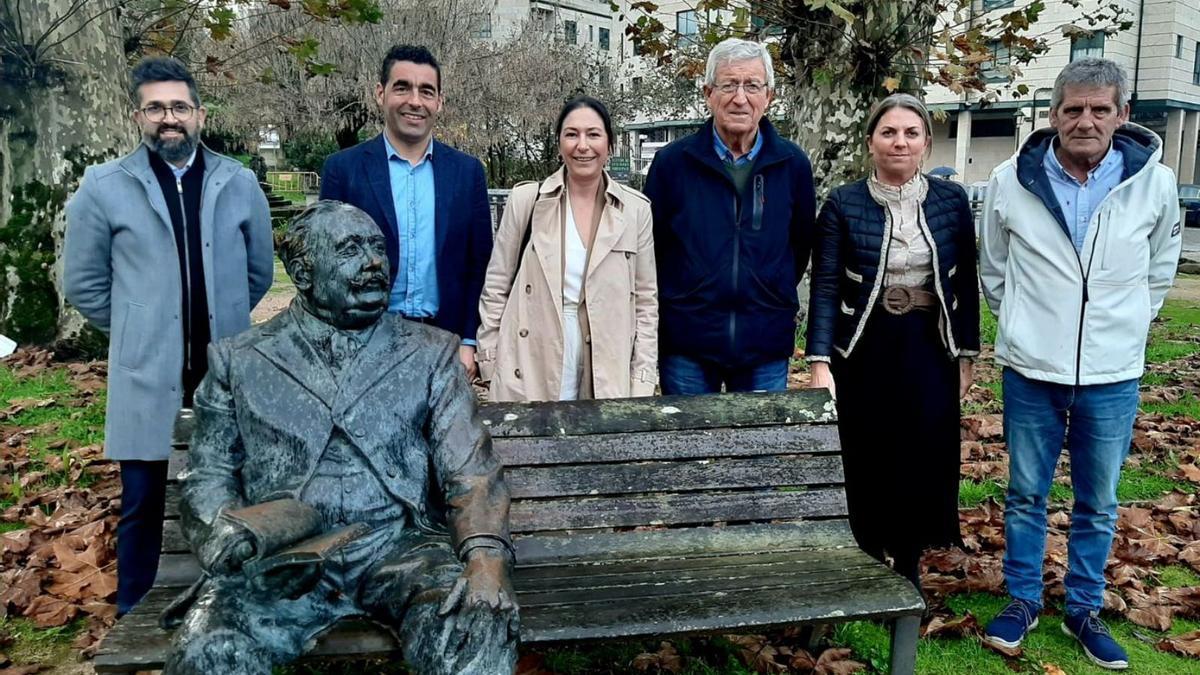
805, 176, 980, 359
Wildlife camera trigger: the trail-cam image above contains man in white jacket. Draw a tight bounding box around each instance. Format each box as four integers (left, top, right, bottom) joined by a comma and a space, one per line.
979, 58, 1181, 670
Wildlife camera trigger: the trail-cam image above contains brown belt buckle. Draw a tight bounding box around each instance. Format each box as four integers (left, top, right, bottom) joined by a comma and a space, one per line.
882, 286, 914, 315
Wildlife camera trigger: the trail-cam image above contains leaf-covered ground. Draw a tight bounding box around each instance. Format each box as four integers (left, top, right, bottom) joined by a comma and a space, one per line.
0, 295, 1197, 674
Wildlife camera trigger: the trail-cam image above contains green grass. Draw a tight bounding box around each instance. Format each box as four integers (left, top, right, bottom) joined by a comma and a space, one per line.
1155, 565, 1200, 589
275, 190, 307, 205
959, 466, 1191, 510
1141, 393, 1200, 420
1117, 466, 1196, 501
0, 363, 106, 510
0, 366, 75, 406
1145, 301, 1200, 364
833, 593, 1200, 674
959, 480, 1005, 508
980, 306, 998, 346
1140, 371, 1172, 387
0, 618, 84, 669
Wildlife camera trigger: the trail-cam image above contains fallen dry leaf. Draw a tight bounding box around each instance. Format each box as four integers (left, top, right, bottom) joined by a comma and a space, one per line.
922, 612, 980, 639
1127, 606, 1174, 632
1155, 629, 1200, 658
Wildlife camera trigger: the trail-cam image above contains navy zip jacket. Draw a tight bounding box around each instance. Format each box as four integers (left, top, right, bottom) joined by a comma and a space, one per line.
806, 176, 980, 360
644, 118, 816, 367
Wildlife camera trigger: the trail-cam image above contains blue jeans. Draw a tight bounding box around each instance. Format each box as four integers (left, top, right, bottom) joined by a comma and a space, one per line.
1001, 368, 1139, 615
659, 354, 789, 395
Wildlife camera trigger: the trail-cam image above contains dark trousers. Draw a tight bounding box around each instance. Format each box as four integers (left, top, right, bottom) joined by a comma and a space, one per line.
117, 460, 169, 616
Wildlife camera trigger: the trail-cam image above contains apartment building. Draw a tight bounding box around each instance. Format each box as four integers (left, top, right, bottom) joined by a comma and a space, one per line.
927, 0, 1200, 185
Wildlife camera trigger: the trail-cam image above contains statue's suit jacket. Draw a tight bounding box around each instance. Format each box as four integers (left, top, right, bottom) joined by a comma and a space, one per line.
179, 304, 510, 568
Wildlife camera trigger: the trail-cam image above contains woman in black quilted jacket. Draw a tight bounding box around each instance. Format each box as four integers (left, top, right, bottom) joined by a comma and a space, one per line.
805, 94, 981, 587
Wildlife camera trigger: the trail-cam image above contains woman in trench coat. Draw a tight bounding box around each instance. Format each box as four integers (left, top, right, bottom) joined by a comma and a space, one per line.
477, 96, 658, 402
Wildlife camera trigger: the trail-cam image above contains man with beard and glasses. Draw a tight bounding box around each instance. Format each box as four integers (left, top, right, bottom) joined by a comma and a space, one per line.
64, 57, 274, 616
320, 45, 492, 382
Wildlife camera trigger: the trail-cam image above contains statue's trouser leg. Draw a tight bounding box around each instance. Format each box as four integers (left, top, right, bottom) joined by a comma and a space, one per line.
360, 535, 519, 675
164, 574, 348, 675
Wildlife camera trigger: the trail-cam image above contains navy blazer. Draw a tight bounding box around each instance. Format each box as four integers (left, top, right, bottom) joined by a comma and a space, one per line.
319, 134, 492, 341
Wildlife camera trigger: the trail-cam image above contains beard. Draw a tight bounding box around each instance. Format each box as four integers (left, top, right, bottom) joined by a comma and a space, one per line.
146, 125, 198, 164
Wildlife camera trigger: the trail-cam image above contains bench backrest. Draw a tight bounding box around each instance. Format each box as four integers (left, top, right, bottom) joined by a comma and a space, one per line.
167, 390, 846, 569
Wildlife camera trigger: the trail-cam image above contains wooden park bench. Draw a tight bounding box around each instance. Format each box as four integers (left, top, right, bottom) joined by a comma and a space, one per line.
94, 390, 924, 674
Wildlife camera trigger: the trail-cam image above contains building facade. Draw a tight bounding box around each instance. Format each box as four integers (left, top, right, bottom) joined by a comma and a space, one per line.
927, 0, 1200, 185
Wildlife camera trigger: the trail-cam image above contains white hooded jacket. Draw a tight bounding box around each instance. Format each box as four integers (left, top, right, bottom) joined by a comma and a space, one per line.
979, 123, 1182, 385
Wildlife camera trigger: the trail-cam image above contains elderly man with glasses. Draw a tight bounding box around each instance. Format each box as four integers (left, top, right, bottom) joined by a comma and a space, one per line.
644, 38, 816, 394
64, 56, 274, 617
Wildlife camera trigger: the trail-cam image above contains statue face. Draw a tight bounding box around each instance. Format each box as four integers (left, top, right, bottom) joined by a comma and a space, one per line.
302, 215, 390, 329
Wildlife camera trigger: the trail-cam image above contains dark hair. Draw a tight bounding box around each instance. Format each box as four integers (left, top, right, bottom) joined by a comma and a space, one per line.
129, 57, 200, 108
379, 44, 441, 91
555, 96, 614, 150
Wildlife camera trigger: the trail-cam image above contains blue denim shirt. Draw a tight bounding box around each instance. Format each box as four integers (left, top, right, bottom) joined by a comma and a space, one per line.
383, 135, 439, 318
1042, 140, 1124, 253
713, 126, 763, 166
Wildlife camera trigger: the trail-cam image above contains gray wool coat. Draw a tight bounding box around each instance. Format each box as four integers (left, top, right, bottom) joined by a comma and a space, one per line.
64, 144, 274, 461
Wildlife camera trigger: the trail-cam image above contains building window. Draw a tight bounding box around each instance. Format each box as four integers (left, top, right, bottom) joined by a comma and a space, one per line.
1194, 42, 1200, 85
1070, 32, 1104, 61
982, 42, 1010, 82
599, 27, 610, 52
982, 0, 1015, 10
589, 25, 594, 43
564, 20, 577, 45
530, 8, 552, 32
632, 76, 643, 92
1178, 35, 1186, 59
677, 10, 699, 46
471, 14, 491, 39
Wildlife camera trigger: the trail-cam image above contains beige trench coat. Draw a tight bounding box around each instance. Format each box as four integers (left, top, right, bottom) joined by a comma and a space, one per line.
477, 168, 658, 402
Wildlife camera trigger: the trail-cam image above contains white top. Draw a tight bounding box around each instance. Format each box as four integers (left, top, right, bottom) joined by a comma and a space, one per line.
559, 191, 588, 400
868, 172, 933, 288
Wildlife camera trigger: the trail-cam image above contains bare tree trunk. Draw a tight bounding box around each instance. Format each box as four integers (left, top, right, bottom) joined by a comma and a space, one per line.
1, 0, 132, 351
783, 2, 938, 197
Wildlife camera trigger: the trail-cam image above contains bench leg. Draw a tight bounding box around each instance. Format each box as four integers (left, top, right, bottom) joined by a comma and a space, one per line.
888, 614, 919, 675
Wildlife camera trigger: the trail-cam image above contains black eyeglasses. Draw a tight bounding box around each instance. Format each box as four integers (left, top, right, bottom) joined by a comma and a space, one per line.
139, 103, 196, 122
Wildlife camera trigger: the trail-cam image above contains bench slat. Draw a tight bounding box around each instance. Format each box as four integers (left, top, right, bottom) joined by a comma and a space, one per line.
520, 567, 921, 643
505, 454, 844, 498
511, 487, 847, 532
481, 390, 835, 438
98, 548, 919, 672
493, 425, 840, 467
515, 521, 857, 565
516, 546, 871, 589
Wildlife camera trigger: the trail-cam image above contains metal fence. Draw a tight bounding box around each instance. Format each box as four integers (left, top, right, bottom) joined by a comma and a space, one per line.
267, 171, 320, 194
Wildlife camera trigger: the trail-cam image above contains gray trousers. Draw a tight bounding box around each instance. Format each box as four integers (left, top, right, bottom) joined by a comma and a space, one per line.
164, 525, 518, 675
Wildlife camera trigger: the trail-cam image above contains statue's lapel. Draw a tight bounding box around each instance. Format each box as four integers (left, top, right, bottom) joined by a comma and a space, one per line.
253, 316, 339, 409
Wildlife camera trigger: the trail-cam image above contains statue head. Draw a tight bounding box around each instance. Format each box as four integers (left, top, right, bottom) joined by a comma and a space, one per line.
279, 200, 390, 329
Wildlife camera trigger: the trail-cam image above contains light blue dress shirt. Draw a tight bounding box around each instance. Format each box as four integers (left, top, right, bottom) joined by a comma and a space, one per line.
1043, 140, 1124, 253
383, 135, 439, 318
713, 127, 763, 166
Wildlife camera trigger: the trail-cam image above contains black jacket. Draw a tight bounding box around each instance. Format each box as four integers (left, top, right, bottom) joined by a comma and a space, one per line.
806, 176, 980, 359
644, 118, 816, 367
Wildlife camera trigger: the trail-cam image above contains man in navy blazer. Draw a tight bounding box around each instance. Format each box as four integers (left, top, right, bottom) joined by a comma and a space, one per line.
320, 44, 491, 378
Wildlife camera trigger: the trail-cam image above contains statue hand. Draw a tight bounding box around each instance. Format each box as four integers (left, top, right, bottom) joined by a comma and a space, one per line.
203, 528, 257, 577
437, 548, 519, 654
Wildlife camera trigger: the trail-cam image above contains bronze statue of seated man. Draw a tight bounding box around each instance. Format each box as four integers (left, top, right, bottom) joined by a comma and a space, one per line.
164, 200, 518, 675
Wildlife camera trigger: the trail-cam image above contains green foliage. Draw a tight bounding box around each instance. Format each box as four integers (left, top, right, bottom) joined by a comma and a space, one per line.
283, 134, 340, 173
0, 180, 66, 344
